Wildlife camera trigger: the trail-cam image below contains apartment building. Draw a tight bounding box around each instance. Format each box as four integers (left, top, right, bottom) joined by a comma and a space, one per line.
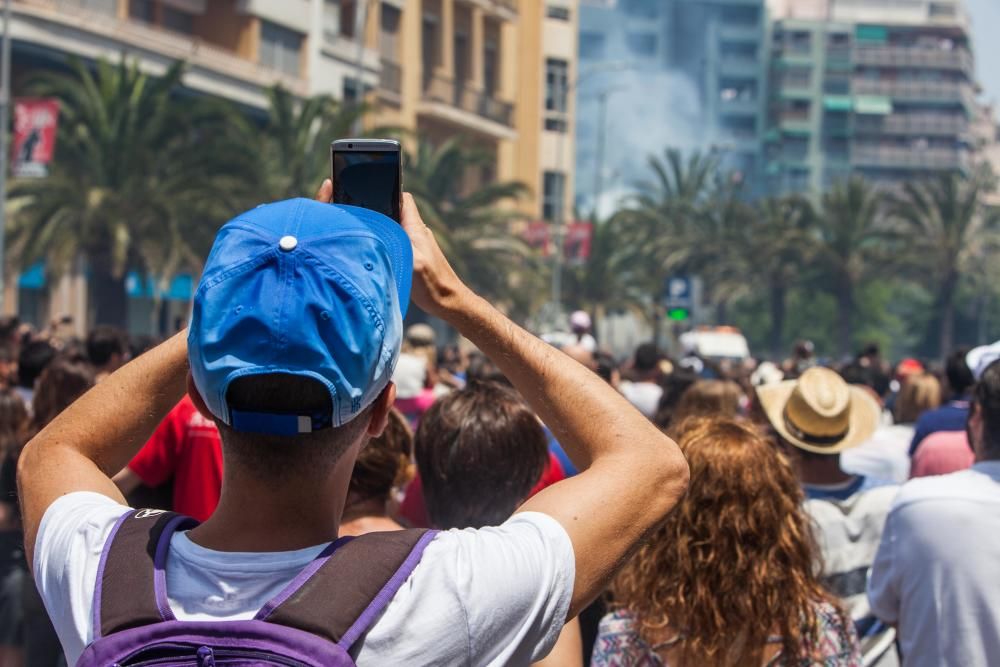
765, 0, 979, 194
364, 0, 578, 223
4, 0, 578, 331
575, 0, 768, 210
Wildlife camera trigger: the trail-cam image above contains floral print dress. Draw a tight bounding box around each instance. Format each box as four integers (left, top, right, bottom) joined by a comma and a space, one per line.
591, 601, 861, 666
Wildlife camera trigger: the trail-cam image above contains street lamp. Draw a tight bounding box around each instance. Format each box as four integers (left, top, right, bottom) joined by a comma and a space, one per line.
548, 61, 634, 330
0, 0, 10, 313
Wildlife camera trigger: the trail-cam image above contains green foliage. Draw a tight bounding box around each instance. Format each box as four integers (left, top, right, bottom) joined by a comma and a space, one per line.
403, 137, 540, 319
7, 58, 250, 326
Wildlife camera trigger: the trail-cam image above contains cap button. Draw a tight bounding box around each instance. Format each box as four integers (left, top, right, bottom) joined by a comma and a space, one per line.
279, 235, 298, 252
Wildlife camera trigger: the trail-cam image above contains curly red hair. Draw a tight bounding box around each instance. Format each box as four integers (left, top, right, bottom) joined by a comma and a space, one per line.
611, 417, 844, 665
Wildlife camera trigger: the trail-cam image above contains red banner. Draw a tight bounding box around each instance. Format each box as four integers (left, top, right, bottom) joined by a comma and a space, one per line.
564, 221, 593, 263
12, 98, 59, 178
524, 221, 592, 261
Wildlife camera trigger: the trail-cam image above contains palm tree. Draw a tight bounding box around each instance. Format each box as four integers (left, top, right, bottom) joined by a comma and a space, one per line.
252, 86, 368, 201
403, 137, 535, 311
564, 213, 648, 332
743, 196, 816, 358
888, 169, 1000, 356
621, 148, 721, 332
814, 177, 888, 357
7, 58, 247, 328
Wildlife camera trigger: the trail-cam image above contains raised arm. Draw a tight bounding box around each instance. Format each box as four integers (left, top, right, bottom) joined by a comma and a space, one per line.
17, 331, 189, 568
400, 194, 689, 618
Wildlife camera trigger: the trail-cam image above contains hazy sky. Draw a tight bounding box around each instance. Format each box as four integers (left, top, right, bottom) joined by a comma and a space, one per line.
967, 0, 1000, 114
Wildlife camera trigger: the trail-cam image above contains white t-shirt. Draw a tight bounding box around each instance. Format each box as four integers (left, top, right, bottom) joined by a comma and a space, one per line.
868, 461, 1000, 666
34, 492, 575, 665
618, 381, 662, 419
841, 423, 914, 484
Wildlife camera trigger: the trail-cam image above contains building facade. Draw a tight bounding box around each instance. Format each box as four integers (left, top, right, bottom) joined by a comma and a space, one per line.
3, 0, 577, 332
575, 0, 768, 211
765, 0, 979, 194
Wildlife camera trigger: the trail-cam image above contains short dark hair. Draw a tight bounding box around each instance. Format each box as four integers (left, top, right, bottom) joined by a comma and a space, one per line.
974, 360, 1000, 459
349, 408, 412, 503
216, 374, 374, 481
946, 347, 975, 397
634, 343, 660, 373
415, 381, 548, 529
17, 340, 56, 390
86, 325, 128, 368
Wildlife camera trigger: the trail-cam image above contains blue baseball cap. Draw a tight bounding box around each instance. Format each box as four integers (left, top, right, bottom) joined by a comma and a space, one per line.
188, 198, 412, 435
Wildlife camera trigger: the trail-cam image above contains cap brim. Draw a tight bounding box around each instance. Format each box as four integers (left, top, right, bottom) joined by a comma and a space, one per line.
967, 342, 1000, 381
757, 380, 881, 454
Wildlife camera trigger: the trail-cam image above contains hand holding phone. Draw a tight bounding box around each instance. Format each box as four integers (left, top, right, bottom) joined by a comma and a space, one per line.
330, 139, 402, 222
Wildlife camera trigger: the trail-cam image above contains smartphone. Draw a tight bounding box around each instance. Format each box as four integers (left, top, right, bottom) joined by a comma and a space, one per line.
330, 139, 402, 222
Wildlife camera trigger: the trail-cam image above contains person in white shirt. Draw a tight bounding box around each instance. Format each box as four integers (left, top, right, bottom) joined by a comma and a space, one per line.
868, 358, 1000, 667
17, 185, 689, 665
618, 343, 664, 419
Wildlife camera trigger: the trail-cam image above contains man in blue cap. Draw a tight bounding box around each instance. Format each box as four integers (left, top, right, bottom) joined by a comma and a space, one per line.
17, 183, 689, 664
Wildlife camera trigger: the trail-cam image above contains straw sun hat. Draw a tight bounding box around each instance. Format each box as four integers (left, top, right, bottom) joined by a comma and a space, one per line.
757, 367, 880, 455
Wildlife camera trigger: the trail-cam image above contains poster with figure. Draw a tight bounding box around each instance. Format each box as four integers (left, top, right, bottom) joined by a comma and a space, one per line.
12, 98, 59, 178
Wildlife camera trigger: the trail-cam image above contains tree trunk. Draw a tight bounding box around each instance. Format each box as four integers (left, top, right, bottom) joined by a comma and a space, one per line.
937, 273, 958, 358
716, 300, 728, 325
836, 281, 854, 360
769, 282, 786, 361
91, 264, 128, 329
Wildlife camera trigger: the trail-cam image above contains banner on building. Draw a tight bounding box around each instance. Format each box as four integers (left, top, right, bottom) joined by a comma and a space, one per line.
564, 221, 593, 264
12, 98, 60, 178
524, 221, 552, 257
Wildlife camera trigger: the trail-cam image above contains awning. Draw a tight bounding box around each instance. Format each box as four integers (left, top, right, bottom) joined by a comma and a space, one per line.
854, 96, 892, 115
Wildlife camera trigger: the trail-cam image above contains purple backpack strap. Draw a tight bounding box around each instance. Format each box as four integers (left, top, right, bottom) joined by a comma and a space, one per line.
259, 528, 437, 651
92, 509, 198, 640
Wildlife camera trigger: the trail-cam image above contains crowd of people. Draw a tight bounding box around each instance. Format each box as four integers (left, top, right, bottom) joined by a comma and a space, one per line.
0, 188, 997, 665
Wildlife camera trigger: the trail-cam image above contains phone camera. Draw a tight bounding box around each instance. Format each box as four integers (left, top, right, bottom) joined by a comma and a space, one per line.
348, 143, 353, 149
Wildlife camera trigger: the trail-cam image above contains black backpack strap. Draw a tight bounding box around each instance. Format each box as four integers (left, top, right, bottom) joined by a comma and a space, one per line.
92, 509, 198, 639
258, 528, 437, 650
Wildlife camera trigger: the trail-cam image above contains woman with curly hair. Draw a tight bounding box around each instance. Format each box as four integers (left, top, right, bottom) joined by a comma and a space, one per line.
593, 418, 859, 666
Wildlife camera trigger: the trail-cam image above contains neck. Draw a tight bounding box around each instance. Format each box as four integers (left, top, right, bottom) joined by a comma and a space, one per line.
188, 451, 358, 552
796, 453, 851, 485
341, 496, 389, 523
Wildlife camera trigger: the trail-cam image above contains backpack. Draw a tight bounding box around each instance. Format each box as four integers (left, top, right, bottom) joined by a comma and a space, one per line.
77, 508, 437, 666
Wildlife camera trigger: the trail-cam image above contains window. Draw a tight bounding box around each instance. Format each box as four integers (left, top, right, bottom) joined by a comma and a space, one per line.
163, 7, 195, 35
546, 4, 571, 21
823, 73, 850, 94
543, 171, 566, 222
483, 19, 500, 97
626, 33, 657, 57
579, 32, 605, 60
621, 0, 657, 19
720, 6, 759, 25
340, 0, 358, 38
454, 5, 471, 85
128, 0, 154, 24
545, 58, 569, 114
782, 67, 812, 89
379, 3, 401, 61
260, 21, 304, 77
69, 0, 117, 15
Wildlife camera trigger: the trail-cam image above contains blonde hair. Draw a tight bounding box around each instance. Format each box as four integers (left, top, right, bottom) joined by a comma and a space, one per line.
611, 418, 844, 666
894, 373, 941, 424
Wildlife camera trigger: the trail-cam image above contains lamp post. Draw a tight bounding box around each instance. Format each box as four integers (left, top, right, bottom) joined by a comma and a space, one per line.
0, 0, 10, 313
548, 62, 633, 330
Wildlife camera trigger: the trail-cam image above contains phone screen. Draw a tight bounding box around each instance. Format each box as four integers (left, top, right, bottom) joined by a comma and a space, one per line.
332, 150, 402, 222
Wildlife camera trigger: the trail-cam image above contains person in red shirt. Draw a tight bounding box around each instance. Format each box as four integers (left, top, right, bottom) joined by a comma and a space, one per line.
113, 395, 223, 521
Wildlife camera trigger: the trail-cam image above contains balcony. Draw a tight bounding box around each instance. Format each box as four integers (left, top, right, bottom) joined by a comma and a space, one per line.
13, 0, 307, 107
420, 73, 515, 138
852, 79, 977, 109
854, 45, 973, 72
854, 113, 969, 138
377, 59, 402, 104
719, 24, 761, 44
718, 55, 760, 78
719, 97, 760, 117
851, 145, 971, 171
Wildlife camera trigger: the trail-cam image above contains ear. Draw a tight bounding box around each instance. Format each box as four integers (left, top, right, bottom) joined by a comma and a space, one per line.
187, 372, 216, 421
366, 382, 397, 438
